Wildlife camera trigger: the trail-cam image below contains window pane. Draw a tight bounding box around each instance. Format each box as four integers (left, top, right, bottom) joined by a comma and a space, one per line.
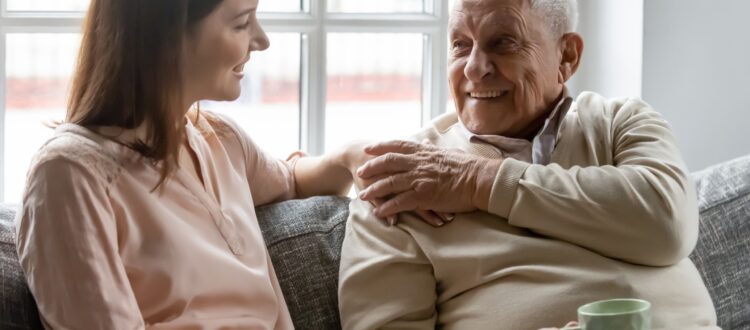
7, 0, 89, 11
326, 33, 423, 152
259, 0, 305, 12
5, 34, 80, 203
327, 0, 425, 13
7, 0, 304, 12
203, 33, 301, 159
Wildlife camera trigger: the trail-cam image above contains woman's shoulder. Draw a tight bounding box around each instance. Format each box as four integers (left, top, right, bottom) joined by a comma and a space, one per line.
195, 110, 260, 153
28, 124, 123, 186
195, 110, 235, 135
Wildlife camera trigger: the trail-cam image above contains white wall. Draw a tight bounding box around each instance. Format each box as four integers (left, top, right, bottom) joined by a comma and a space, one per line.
569, 0, 644, 99
642, 0, 750, 171
570, 0, 750, 171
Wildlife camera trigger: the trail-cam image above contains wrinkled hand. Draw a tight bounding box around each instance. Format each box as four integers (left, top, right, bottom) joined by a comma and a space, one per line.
356, 140, 502, 219
339, 141, 450, 227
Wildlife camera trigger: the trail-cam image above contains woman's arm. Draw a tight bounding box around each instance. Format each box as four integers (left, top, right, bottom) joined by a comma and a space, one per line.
293, 141, 370, 198
16, 158, 144, 329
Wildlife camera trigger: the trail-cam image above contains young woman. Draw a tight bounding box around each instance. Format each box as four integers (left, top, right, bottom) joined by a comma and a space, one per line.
15, 0, 361, 328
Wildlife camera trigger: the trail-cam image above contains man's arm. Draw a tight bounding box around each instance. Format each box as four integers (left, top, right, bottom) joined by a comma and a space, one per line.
338, 199, 438, 330
488, 99, 698, 267
357, 98, 697, 267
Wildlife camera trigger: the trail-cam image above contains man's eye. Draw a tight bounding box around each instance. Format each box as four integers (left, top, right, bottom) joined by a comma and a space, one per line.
452, 41, 469, 50
495, 37, 517, 48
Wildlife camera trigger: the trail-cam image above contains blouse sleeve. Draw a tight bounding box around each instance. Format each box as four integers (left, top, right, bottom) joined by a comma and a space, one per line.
15, 158, 145, 330
216, 113, 297, 206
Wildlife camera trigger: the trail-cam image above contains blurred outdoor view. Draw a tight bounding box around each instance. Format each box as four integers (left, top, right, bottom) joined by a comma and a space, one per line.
3, 0, 427, 202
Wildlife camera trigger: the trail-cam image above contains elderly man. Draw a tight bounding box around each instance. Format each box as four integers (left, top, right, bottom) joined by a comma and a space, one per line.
337, 0, 718, 329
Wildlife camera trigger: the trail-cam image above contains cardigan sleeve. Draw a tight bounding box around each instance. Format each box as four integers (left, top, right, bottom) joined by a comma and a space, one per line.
15, 157, 145, 330
488, 98, 699, 267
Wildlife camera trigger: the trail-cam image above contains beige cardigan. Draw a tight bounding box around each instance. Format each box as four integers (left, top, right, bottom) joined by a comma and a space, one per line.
338, 92, 718, 330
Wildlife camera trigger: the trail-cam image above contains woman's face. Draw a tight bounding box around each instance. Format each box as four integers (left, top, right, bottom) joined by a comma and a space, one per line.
182, 0, 269, 104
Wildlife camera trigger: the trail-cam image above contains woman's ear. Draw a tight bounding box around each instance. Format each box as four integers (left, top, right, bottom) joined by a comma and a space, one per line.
558, 33, 584, 84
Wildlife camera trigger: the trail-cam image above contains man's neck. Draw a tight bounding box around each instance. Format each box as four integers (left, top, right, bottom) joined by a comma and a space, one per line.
518, 89, 567, 141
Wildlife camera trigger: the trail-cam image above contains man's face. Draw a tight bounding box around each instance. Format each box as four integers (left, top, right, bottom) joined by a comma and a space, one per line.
449, 0, 564, 137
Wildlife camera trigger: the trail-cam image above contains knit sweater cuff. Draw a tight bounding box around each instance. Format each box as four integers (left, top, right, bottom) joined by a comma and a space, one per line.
488, 158, 530, 219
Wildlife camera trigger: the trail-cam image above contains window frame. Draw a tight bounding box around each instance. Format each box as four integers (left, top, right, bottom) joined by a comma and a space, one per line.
0, 0, 451, 202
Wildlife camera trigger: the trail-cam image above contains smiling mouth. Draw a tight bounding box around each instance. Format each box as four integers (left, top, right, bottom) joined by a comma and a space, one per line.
233, 54, 251, 75
468, 90, 509, 99
233, 63, 246, 74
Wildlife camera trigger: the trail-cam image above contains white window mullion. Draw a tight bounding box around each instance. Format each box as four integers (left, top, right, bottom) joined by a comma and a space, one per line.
421, 32, 435, 126
422, 0, 450, 126
299, 0, 327, 156
1, 0, 7, 202
0, 28, 7, 203
431, 0, 450, 121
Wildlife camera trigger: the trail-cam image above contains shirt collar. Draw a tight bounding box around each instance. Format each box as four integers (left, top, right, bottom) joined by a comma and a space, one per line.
458, 88, 573, 164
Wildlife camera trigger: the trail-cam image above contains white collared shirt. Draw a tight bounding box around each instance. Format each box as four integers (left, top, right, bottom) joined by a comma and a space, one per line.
458, 91, 573, 165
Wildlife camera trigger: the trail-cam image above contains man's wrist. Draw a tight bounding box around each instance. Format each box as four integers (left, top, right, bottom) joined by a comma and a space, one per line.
472, 158, 502, 212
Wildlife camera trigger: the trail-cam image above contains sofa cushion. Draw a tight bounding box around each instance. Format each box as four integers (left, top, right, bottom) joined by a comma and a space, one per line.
255, 196, 350, 330
0, 207, 43, 330
0, 161, 747, 330
690, 155, 750, 330
0, 197, 350, 330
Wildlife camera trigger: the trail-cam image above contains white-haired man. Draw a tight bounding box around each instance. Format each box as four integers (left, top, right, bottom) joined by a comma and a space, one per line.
337, 0, 719, 329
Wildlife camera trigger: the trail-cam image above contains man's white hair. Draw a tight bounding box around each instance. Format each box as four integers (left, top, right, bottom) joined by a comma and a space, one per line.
530, 0, 579, 37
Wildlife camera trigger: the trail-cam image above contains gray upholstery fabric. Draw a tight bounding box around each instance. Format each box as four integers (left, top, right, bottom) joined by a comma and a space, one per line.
690, 155, 750, 330
0, 197, 349, 330
0, 156, 747, 329
0, 208, 43, 330
256, 196, 349, 330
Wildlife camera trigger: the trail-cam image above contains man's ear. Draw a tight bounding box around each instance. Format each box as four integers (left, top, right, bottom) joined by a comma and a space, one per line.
558, 33, 584, 84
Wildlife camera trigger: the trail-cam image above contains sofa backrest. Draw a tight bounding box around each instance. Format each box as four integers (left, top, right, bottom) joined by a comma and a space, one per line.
690, 155, 750, 330
0, 156, 748, 330
0, 211, 44, 330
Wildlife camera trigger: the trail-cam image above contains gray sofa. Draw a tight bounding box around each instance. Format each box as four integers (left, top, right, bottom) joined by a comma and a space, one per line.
1, 156, 749, 330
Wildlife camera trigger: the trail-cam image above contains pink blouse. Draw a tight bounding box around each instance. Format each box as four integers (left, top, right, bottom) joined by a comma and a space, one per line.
15, 111, 297, 329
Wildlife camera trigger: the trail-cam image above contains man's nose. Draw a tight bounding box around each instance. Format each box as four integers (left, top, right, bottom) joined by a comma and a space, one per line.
464, 47, 495, 82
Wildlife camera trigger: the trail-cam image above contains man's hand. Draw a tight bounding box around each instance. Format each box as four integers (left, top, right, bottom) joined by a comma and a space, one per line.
356, 140, 502, 219
338, 141, 450, 227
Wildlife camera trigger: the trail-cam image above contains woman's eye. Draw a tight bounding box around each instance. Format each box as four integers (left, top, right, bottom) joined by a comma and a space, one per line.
235, 20, 251, 31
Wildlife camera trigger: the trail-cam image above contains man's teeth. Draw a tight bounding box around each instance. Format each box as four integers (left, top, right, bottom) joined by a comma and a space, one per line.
470, 91, 504, 98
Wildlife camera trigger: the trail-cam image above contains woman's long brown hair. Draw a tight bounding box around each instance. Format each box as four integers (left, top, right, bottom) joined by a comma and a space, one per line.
67, 0, 223, 189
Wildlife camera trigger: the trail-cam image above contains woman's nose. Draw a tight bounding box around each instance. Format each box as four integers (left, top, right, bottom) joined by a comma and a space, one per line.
250, 21, 270, 52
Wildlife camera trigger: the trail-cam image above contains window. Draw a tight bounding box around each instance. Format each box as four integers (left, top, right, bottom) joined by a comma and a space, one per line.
0, 0, 451, 203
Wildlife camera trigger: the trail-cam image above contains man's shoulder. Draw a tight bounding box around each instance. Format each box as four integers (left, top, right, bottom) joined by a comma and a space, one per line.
573, 91, 661, 124
410, 112, 467, 147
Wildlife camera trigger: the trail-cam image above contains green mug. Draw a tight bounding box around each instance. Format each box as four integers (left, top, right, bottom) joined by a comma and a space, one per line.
561, 299, 651, 330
